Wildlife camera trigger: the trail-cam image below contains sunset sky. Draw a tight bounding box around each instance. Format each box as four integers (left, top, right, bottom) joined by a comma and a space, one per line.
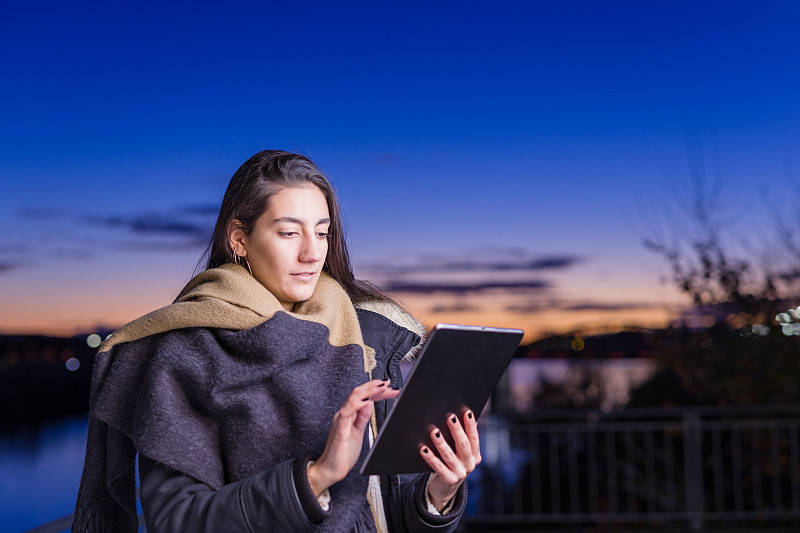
2, 1, 799, 342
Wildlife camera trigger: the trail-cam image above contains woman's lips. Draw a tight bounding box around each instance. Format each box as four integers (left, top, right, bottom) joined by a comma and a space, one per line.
291, 272, 316, 281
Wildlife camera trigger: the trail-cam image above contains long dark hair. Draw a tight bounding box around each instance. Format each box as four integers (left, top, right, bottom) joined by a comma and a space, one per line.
203, 149, 390, 303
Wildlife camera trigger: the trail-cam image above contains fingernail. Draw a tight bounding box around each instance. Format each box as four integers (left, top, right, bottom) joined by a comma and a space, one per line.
391, 386, 401, 391
377, 382, 386, 387
450, 415, 457, 424
467, 411, 474, 420
362, 397, 370, 401
434, 430, 441, 438
422, 447, 429, 454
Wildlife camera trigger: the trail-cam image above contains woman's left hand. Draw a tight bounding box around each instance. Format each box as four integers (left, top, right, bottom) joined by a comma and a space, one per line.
418, 410, 481, 512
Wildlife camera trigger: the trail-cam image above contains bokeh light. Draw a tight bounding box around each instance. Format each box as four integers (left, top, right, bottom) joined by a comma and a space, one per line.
86, 334, 101, 348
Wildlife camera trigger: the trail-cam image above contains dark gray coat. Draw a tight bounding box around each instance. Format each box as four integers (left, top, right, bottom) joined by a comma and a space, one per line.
137, 308, 466, 533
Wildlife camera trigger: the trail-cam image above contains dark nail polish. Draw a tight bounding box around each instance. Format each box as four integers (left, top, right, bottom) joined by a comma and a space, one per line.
391, 386, 401, 391
467, 411, 473, 420
377, 382, 386, 387
450, 415, 457, 424
434, 430, 441, 438
362, 397, 370, 401
422, 447, 429, 454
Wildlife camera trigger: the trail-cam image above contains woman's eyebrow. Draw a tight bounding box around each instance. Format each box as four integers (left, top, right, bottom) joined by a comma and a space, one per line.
272, 216, 331, 226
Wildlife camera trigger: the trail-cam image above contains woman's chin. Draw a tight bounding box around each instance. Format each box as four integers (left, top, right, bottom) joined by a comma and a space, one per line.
283, 286, 317, 305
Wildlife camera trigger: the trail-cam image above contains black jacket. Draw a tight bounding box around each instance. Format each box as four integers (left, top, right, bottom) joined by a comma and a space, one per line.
137, 307, 467, 532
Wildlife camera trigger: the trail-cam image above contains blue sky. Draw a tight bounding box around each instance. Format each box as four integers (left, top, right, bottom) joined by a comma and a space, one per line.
2, 1, 799, 339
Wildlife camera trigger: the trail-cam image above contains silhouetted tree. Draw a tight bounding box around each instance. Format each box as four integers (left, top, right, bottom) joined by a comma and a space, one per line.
636, 147, 800, 406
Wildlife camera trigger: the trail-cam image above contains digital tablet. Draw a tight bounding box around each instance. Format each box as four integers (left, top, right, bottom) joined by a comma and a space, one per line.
360, 323, 524, 475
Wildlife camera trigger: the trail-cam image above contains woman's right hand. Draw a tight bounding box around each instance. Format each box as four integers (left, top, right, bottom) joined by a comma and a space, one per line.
307, 379, 399, 496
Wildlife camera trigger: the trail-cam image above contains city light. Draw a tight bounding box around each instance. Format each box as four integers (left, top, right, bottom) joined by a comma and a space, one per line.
752, 324, 770, 336
86, 334, 101, 348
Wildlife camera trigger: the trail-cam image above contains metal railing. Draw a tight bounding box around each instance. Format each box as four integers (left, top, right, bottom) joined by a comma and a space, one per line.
32, 406, 800, 532
464, 406, 800, 530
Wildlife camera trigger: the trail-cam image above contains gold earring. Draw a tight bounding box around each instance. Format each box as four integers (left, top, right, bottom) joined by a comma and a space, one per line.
232, 249, 253, 276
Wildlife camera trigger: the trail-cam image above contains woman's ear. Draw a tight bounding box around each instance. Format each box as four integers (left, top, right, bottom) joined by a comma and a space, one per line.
228, 219, 247, 257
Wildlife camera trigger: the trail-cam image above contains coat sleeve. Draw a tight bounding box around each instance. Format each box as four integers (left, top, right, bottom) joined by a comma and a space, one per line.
397, 473, 467, 533
138, 454, 329, 533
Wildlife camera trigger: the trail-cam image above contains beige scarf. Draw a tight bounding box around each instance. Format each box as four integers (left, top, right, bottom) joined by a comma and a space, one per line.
100, 263, 376, 373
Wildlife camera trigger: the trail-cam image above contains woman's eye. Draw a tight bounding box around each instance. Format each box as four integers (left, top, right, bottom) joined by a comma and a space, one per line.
317, 232, 329, 238
279, 231, 298, 237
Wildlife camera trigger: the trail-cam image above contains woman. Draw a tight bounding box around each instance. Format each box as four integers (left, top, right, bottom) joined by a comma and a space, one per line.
73, 150, 480, 532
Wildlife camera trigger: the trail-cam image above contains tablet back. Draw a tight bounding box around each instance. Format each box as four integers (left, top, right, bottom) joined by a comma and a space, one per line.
360, 323, 523, 475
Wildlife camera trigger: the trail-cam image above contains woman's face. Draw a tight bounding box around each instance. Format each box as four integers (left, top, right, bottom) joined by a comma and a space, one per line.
231, 185, 330, 311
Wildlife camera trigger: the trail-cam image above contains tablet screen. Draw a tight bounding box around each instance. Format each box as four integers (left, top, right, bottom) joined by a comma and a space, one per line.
360, 323, 523, 475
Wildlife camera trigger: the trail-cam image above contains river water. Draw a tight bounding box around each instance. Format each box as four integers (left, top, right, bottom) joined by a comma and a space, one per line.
0, 415, 88, 533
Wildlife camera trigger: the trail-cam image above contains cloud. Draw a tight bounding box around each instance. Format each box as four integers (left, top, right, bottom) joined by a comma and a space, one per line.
429, 303, 482, 313
0, 262, 20, 274
563, 302, 662, 311
361, 248, 580, 297
11, 204, 214, 264
382, 280, 551, 294
505, 300, 666, 314
87, 214, 209, 237
365, 254, 583, 275
86, 199, 217, 233
74, 204, 216, 254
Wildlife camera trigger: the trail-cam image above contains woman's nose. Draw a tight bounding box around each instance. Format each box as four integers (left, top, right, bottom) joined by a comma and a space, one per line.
299, 234, 325, 263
